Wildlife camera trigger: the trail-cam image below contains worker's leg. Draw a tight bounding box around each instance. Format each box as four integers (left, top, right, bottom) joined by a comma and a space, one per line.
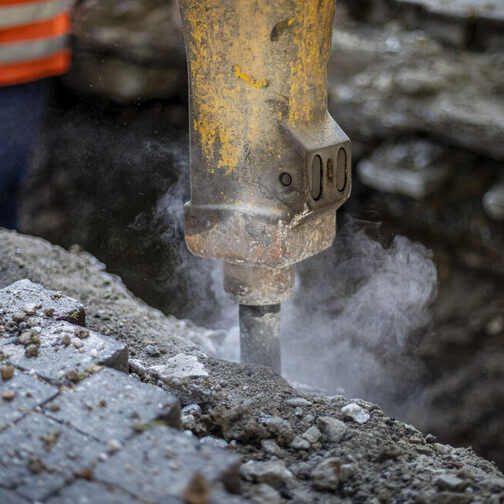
0, 78, 53, 229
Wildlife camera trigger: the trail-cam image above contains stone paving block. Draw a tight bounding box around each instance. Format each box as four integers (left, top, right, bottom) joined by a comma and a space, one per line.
0, 487, 30, 504
45, 368, 181, 442
94, 426, 242, 503
0, 413, 104, 501
0, 369, 58, 429
45, 479, 143, 504
0, 279, 85, 328
2, 321, 128, 384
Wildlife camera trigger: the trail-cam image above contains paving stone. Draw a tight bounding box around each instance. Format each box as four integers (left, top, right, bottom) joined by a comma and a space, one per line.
0, 487, 30, 504
2, 321, 128, 384
45, 479, 142, 504
0, 370, 58, 429
0, 279, 85, 328
0, 413, 104, 501
94, 425, 242, 502
45, 368, 181, 442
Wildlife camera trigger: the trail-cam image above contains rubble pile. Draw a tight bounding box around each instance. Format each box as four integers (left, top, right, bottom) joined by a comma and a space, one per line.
1, 229, 504, 503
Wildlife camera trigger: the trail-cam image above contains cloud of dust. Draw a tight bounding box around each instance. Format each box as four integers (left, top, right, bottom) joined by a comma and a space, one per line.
154, 143, 438, 413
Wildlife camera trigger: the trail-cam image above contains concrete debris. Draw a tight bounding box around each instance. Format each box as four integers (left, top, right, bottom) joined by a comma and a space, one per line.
435, 474, 468, 492
301, 426, 322, 444
150, 353, 209, 380
1, 231, 504, 502
341, 402, 371, 424
316, 416, 347, 443
240, 461, 297, 490
357, 139, 453, 199
311, 458, 341, 492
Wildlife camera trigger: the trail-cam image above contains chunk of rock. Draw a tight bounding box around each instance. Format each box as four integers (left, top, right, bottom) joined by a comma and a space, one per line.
240, 460, 297, 490
435, 474, 468, 492
302, 426, 321, 444
341, 402, 370, 424
250, 483, 282, 504
1, 366, 14, 380
316, 416, 347, 443
311, 458, 341, 492
150, 354, 208, 379
290, 436, 311, 451
261, 416, 295, 446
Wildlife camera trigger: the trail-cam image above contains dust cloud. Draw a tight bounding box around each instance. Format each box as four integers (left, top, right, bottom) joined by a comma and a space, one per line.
154, 142, 438, 414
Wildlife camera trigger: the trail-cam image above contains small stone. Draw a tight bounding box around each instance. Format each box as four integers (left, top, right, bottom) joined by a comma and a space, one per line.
182, 404, 202, 416
18, 331, 33, 345
12, 312, 26, 323
435, 474, 468, 492
2, 389, 15, 401
317, 416, 347, 443
72, 338, 83, 349
48, 402, 60, 412
61, 334, 71, 346
311, 458, 341, 491
240, 460, 296, 490
341, 402, 370, 424
184, 473, 211, 504
377, 445, 402, 462
23, 303, 39, 316
290, 436, 311, 450
28, 456, 46, 474
132, 421, 145, 432
261, 440, 284, 457
261, 416, 295, 446
107, 439, 121, 454
182, 414, 196, 430
294, 407, 303, 418
145, 345, 161, 357
250, 483, 282, 504
98, 398, 107, 407
75, 327, 90, 339
25, 344, 39, 358
302, 426, 321, 444
65, 370, 80, 382
44, 308, 55, 317
286, 397, 312, 407
90, 348, 98, 358
1, 365, 14, 380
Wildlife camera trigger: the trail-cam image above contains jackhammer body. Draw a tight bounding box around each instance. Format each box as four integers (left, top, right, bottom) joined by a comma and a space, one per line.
178, 0, 351, 373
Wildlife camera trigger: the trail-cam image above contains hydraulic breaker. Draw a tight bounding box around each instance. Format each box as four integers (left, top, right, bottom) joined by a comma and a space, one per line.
178, 0, 351, 374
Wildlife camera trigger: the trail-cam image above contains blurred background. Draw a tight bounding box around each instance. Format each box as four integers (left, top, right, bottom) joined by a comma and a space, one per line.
15, 0, 504, 470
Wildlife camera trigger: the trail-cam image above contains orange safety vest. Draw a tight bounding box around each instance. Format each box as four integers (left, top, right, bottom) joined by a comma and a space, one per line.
0, 0, 70, 87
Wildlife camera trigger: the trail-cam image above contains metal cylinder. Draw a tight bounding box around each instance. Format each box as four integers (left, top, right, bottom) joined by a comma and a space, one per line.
239, 304, 281, 374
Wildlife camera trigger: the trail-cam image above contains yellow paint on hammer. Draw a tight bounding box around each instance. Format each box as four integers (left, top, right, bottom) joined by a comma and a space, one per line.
234, 65, 268, 89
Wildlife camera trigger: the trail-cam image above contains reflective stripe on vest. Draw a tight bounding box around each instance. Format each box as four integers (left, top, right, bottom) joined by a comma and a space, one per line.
0, 33, 67, 63
0, 0, 63, 29
0, 0, 70, 85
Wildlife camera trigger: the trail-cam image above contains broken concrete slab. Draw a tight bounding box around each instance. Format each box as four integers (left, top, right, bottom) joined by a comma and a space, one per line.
45, 479, 143, 504
0, 488, 30, 504
45, 367, 181, 442
356, 139, 454, 199
94, 425, 242, 502
0, 279, 85, 328
0, 413, 104, 501
0, 370, 58, 428
1, 320, 127, 384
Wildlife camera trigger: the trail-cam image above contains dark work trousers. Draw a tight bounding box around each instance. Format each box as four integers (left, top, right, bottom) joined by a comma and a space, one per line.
0, 78, 53, 229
